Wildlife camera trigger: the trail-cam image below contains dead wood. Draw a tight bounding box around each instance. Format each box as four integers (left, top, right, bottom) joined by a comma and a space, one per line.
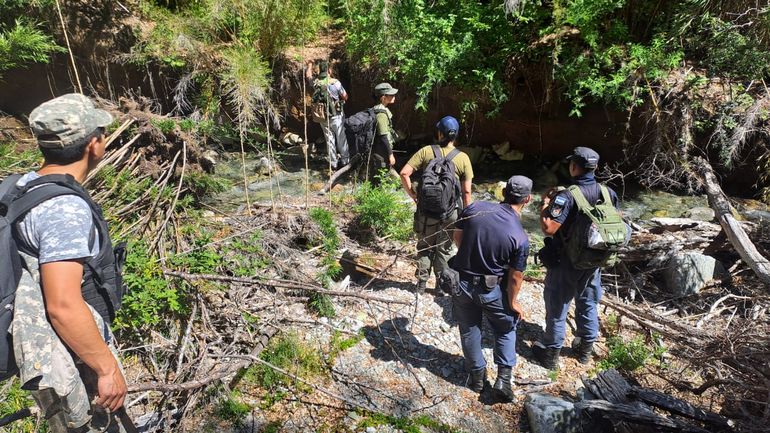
693, 157, 770, 285
164, 270, 412, 305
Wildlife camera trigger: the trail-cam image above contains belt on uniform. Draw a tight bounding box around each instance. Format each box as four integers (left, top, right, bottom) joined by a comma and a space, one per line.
460, 273, 502, 291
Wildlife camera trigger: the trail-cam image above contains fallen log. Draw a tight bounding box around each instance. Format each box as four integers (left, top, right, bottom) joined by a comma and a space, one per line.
164, 270, 411, 305
574, 400, 711, 433
629, 387, 733, 429
694, 157, 770, 285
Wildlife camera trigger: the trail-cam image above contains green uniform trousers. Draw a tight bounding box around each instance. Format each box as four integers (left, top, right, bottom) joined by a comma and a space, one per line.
413, 209, 457, 283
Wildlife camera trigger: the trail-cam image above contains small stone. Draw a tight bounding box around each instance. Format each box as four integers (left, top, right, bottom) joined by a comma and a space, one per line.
366, 427, 377, 433
681, 206, 715, 221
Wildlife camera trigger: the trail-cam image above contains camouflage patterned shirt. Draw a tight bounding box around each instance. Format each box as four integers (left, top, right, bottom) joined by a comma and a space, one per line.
15, 172, 99, 263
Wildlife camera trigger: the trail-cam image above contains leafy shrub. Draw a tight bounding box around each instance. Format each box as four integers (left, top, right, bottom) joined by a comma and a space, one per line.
0, 17, 63, 78
598, 334, 666, 372
0, 379, 44, 433
353, 172, 412, 242
244, 333, 325, 391
214, 393, 251, 426
308, 207, 342, 317
358, 412, 460, 433
327, 330, 363, 365
115, 241, 187, 329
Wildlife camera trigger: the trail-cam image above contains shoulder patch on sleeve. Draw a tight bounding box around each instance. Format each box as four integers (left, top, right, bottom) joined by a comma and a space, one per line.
550, 195, 567, 218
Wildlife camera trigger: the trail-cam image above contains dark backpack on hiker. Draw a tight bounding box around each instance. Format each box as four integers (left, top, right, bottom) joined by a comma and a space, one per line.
344, 108, 387, 158
417, 145, 461, 220
0, 174, 127, 380
311, 78, 342, 123
560, 184, 630, 270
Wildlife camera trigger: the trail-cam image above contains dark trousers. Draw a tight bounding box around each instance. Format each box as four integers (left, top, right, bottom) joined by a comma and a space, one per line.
453, 276, 518, 371
542, 259, 603, 349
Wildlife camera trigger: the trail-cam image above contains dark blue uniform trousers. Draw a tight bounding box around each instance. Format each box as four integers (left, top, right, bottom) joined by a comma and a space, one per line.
453, 277, 519, 372
542, 260, 603, 348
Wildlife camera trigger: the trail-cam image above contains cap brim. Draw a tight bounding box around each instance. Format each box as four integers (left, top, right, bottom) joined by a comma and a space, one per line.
383, 88, 398, 95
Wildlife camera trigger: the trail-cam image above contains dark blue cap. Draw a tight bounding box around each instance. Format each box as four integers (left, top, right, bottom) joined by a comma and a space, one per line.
566, 146, 600, 169
504, 175, 533, 199
436, 116, 460, 138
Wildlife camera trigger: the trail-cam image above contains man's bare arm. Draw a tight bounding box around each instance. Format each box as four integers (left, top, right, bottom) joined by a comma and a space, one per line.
453, 229, 463, 248
461, 179, 472, 208
40, 260, 127, 411
399, 163, 417, 202
506, 270, 525, 319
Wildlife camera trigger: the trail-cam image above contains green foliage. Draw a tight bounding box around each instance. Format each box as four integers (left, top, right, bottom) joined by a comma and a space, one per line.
357, 412, 460, 433
223, 231, 270, 277
151, 118, 177, 135
327, 330, 363, 365
598, 334, 666, 372
244, 333, 325, 393
344, 0, 519, 114
0, 142, 40, 177
214, 393, 251, 426
0, 5, 62, 78
308, 207, 342, 317
185, 171, 231, 197
116, 241, 187, 329
353, 172, 412, 242
0, 379, 46, 433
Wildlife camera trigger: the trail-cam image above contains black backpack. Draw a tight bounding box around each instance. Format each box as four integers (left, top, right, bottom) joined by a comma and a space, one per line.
0, 174, 126, 380
344, 108, 387, 158
417, 145, 461, 220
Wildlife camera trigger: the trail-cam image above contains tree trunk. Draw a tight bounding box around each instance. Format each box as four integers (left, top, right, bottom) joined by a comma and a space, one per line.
694, 156, 770, 285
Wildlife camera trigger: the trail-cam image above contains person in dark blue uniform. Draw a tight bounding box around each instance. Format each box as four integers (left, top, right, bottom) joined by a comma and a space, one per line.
451, 175, 532, 402
533, 147, 620, 369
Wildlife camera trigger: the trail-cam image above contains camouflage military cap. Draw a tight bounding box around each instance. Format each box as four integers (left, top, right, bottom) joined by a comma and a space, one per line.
374, 82, 398, 96
29, 93, 112, 148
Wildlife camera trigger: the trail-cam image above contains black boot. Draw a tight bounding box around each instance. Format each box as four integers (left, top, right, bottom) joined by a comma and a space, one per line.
492, 366, 514, 402
533, 343, 560, 370
468, 368, 487, 393
572, 337, 594, 364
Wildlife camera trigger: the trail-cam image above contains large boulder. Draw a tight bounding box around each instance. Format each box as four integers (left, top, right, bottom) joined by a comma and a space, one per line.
662, 251, 724, 297
525, 393, 581, 433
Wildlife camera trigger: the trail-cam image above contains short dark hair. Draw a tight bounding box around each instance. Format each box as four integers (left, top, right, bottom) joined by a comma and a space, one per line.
38, 127, 104, 165
503, 192, 529, 205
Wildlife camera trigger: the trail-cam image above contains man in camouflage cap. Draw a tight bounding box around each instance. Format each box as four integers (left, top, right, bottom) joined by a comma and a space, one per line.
370, 82, 400, 181
10, 93, 133, 431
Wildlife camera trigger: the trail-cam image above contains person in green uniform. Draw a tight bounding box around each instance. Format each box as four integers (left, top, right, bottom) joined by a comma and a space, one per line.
399, 116, 474, 293
371, 82, 400, 181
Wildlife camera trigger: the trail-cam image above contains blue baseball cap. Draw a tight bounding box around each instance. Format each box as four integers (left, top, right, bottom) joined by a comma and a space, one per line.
436, 116, 459, 138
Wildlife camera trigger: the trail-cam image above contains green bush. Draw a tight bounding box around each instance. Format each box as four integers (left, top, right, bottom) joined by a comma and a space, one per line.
598, 334, 666, 372
353, 172, 412, 242
0, 379, 45, 433
244, 333, 325, 392
358, 412, 460, 433
214, 393, 251, 426
308, 207, 342, 317
116, 241, 187, 329
0, 17, 63, 78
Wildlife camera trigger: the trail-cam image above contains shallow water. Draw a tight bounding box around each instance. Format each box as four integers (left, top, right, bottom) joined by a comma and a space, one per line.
209, 148, 768, 233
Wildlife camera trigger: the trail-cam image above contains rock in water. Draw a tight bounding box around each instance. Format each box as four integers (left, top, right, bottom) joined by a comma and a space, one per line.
255, 156, 276, 175
525, 393, 580, 433
662, 252, 723, 297
682, 206, 716, 222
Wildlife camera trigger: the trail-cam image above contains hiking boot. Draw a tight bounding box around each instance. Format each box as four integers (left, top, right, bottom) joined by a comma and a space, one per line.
468, 368, 487, 393
572, 337, 594, 364
533, 342, 560, 370
415, 280, 427, 294
492, 366, 514, 402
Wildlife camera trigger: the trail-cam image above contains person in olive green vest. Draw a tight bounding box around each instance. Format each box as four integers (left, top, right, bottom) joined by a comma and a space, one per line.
370, 82, 401, 182
399, 116, 474, 294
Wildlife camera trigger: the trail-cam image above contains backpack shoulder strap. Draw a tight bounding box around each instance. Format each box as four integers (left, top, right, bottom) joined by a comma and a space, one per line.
567, 185, 592, 213
5, 183, 83, 223
445, 148, 461, 162
431, 145, 442, 160
598, 184, 613, 206
0, 174, 23, 200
